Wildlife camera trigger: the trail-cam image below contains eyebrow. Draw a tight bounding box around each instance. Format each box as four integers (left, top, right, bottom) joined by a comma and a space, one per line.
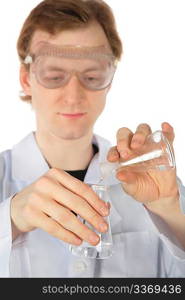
45, 66, 65, 72
81, 67, 101, 72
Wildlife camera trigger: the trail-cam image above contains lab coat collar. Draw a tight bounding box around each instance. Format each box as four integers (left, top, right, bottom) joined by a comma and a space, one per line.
11, 132, 118, 185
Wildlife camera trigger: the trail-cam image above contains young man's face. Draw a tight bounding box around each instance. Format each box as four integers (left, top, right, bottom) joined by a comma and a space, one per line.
21, 22, 113, 140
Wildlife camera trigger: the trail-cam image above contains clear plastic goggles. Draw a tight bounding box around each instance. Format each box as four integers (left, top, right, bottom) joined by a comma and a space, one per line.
24, 42, 117, 91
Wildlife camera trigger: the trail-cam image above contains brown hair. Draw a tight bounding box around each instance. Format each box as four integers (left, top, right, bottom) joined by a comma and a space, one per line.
17, 0, 123, 101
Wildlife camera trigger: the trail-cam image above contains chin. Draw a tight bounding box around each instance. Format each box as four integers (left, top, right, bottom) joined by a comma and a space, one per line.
51, 128, 91, 140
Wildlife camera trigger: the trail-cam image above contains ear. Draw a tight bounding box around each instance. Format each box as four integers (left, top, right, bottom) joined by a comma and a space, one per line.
19, 65, 32, 96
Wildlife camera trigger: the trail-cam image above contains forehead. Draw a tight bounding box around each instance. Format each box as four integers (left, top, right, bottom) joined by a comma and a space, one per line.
30, 21, 111, 53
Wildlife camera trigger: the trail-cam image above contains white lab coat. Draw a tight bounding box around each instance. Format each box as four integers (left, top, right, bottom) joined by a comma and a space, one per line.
0, 132, 185, 278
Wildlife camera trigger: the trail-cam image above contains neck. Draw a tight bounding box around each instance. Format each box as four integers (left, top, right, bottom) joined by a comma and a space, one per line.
35, 130, 95, 171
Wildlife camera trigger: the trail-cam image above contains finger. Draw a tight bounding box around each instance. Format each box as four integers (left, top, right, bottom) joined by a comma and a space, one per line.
42, 169, 110, 216
107, 146, 120, 162
116, 169, 138, 184
116, 127, 133, 159
35, 195, 107, 244
41, 199, 100, 246
35, 177, 109, 234
161, 122, 175, 143
29, 208, 83, 246
131, 123, 152, 149
55, 188, 109, 235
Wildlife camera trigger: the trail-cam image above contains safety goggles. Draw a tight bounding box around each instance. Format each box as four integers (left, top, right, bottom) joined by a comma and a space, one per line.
24, 42, 117, 91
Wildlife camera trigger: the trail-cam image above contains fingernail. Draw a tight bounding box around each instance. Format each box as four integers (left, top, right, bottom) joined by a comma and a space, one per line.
105, 202, 111, 209
89, 234, 99, 244
99, 222, 108, 232
75, 238, 82, 245
132, 138, 142, 145
100, 206, 109, 215
113, 152, 118, 157
120, 150, 129, 159
112, 151, 119, 158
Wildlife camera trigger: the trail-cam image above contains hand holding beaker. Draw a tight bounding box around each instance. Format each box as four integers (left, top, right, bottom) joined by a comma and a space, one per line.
103, 123, 179, 203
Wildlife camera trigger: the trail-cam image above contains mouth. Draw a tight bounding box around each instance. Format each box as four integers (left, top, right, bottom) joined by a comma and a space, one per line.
57, 112, 87, 119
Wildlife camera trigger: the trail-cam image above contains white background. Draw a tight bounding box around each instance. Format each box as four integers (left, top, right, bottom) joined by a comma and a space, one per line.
0, 0, 184, 182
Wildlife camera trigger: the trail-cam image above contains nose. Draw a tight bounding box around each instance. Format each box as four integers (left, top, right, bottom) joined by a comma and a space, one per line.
61, 74, 86, 105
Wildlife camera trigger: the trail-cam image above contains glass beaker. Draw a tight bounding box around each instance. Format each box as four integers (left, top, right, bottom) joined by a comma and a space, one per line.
69, 184, 113, 259
100, 130, 175, 177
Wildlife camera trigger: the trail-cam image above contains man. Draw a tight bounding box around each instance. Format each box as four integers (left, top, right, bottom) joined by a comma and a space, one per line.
0, 0, 185, 277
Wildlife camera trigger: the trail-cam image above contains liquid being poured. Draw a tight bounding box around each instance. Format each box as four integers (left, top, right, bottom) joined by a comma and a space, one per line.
100, 149, 163, 180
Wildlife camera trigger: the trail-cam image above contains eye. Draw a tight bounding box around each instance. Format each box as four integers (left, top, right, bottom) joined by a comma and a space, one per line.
84, 74, 101, 82
86, 76, 98, 82
43, 72, 66, 82
83, 73, 106, 86
49, 76, 62, 81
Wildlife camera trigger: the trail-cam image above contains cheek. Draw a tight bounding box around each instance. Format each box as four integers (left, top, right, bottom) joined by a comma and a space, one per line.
89, 90, 107, 115
30, 80, 56, 111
